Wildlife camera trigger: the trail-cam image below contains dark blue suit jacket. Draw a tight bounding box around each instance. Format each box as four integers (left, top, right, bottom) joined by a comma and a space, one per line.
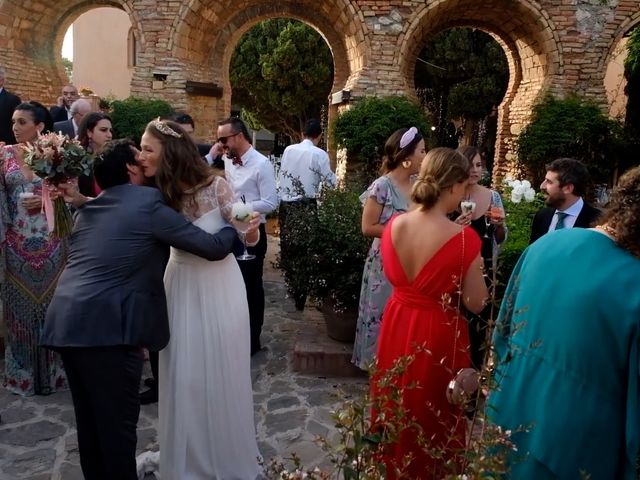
42, 184, 238, 351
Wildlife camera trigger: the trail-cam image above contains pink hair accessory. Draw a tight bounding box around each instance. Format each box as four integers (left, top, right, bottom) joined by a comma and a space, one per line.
399, 127, 418, 149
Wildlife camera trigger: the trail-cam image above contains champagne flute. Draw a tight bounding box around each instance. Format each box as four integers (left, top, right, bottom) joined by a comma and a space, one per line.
231, 200, 256, 261
483, 198, 494, 239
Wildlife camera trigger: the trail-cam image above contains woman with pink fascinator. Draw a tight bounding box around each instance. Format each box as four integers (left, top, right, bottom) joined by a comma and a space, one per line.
352, 127, 426, 372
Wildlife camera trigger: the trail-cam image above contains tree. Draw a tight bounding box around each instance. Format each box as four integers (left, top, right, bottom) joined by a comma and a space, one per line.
61, 57, 73, 81
517, 94, 623, 185
332, 96, 430, 185
415, 28, 509, 149
621, 26, 640, 174
230, 19, 333, 140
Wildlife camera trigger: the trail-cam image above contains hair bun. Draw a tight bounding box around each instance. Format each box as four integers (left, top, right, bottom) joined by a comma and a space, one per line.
412, 174, 440, 207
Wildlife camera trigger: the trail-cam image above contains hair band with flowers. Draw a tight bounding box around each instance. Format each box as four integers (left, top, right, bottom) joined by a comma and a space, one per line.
151, 118, 182, 138
22, 132, 93, 238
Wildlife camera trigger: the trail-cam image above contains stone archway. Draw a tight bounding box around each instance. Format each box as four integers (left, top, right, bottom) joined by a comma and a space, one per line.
2, 0, 640, 174
165, 0, 368, 142
0, 0, 141, 103
398, 0, 563, 179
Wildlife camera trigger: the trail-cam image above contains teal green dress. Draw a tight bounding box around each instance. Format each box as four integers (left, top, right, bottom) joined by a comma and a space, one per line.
490, 228, 640, 479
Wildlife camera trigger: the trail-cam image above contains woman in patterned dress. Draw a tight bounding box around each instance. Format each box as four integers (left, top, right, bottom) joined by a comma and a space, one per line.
0, 101, 67, 396
351, 127, 426, 371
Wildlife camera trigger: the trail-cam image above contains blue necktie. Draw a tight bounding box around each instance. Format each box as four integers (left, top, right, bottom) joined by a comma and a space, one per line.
555, 211, 568, 230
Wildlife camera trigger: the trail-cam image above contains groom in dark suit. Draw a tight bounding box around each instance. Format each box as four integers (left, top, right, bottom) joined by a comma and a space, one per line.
41, 139, 257, 480
529, 158, 601, 244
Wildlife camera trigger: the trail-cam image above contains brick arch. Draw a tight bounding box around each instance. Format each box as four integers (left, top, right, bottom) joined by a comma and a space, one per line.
0, 0, 142, 104
170, 0, 367, 94
598, 8, 640, 74
399, 0, 563, 179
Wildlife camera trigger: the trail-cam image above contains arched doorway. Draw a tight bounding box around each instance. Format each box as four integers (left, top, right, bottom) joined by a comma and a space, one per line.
399, 0, 563, 181
167, 0, 367, 145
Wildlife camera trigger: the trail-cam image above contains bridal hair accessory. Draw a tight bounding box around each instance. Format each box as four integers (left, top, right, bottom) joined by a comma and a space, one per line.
399, 126, 418, 149
151, 118, 183, 138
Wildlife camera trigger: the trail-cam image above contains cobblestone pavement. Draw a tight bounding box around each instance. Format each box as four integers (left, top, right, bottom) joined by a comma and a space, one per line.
0, 237, 368, 479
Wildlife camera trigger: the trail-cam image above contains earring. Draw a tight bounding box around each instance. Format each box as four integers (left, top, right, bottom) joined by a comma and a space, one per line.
402, 160, 412, 169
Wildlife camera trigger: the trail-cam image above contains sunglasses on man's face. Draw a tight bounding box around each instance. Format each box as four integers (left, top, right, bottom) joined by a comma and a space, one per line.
218, 132, 239, 145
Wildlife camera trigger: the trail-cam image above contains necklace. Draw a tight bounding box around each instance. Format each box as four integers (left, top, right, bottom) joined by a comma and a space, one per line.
596, 224, 617, 239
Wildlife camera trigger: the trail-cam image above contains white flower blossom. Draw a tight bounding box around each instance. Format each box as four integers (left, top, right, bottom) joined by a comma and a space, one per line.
511, 190, 523, 203
521, 180, 531, 189
523, 187, 536, 202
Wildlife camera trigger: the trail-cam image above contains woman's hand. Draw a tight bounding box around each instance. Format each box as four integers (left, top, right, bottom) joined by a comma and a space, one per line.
232, 212, 261, 246
454, 211, 473, 226
21, 195, 42, 211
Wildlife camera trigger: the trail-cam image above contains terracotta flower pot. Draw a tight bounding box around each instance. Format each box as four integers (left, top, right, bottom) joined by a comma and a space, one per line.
320, 297, 357, 343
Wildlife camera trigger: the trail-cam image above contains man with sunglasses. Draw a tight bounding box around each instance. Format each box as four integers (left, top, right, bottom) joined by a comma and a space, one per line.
216, 116, 277, 356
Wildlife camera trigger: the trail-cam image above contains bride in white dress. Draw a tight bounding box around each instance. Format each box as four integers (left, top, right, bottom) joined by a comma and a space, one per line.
139, 119, 262, 480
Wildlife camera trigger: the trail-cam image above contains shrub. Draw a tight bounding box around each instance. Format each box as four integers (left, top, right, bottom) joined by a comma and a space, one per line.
308, 187, 370, 311
517, 94, 624, 185
110, 97, 174, 145
277, 185, 370, 312
332, 96, 430, 175
496, 181, 544, 297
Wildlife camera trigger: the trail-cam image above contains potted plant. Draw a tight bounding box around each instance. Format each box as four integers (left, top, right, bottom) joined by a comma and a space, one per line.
277, 185, 370, 342
309, 187, 370, 341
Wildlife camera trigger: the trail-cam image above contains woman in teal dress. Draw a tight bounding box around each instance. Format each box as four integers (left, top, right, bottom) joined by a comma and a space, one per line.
0, 101, 67, 396
489, 165, 640, 479
351, 127, 425, 371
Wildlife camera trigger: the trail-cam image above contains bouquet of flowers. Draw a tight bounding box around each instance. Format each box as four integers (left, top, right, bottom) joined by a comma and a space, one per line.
23, 132, 93, 238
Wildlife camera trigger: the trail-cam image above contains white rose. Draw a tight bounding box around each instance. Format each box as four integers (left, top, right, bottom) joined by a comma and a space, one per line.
513, 184, 526, 195
521, 180, 531, 189
511, 191, 523, 203
511, 180, 522, 188
524, 187, 536, 202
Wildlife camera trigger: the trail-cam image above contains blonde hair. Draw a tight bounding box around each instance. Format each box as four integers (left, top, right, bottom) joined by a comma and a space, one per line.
411, 147, 470, 210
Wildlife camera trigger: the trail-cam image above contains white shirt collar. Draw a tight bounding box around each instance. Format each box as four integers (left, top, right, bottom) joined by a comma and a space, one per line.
557, 197, 584, 217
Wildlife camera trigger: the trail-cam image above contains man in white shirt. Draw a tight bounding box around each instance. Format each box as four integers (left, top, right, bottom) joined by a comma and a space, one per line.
277, 119, 336, 310
217, 117, 277, 356
529, 158, 601, 244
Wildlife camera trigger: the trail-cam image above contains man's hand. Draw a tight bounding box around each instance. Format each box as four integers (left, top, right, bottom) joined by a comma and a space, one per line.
56, 96, 64, 108
208, 142, 224, 160
52, 183, 90, 208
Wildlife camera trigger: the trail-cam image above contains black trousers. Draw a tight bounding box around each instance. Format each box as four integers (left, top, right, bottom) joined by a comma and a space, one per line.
60, 346, 143, 480
238, 222, 268, 353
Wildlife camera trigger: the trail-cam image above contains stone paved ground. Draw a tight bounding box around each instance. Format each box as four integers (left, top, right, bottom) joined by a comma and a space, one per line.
0, 237, 368, 479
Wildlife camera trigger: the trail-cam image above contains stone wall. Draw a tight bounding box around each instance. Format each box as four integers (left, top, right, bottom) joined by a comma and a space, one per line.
0, 0, 638, 174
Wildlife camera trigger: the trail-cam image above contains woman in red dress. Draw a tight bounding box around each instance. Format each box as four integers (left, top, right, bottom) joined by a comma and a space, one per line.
372, 147, 488, 479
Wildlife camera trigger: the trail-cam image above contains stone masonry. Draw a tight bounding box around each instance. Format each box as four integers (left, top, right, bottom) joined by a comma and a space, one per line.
0, 0, 639, 176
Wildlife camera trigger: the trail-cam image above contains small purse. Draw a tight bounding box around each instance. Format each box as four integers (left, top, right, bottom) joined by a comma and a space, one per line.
446, 367, 480, 406
445, 228, 480, 407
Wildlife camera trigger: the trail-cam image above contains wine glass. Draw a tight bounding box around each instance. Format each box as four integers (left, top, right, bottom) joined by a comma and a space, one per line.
460, 199, 476, 216
483, 198, 494, 239
231, 201, 256, 261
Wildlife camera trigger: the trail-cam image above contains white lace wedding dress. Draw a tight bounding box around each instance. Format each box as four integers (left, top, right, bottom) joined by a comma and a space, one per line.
158, 176, 262, 479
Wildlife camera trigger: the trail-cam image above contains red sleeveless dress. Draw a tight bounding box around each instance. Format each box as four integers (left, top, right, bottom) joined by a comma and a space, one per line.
371, 218, 481, 479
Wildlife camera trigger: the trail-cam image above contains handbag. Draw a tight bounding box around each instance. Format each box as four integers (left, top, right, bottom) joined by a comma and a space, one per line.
445, 227, 481, 407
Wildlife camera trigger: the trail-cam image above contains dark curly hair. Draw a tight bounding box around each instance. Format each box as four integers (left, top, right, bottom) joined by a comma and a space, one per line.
597, 166, 640, 258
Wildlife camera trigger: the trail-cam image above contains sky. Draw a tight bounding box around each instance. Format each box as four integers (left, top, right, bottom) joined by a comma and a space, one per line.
62, 26, 73, 60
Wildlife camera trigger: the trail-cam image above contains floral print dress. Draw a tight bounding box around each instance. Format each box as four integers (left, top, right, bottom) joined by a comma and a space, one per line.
351, 176, 408, 371
1, 146, 68, 396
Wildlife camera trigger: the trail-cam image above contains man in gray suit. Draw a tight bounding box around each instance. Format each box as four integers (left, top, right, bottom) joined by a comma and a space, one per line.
41, 139, 258, 480
52, 98, 91, 138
